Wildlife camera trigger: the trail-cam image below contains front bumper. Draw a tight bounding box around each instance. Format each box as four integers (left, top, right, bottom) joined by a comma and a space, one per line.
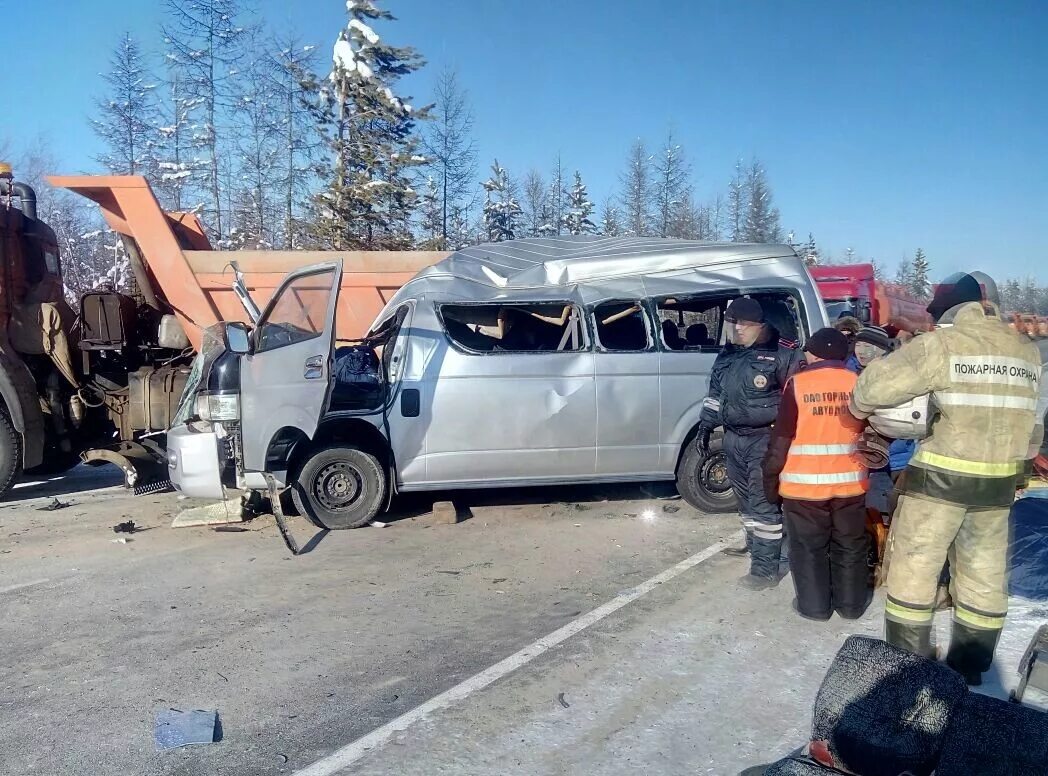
167, 422, 224, 500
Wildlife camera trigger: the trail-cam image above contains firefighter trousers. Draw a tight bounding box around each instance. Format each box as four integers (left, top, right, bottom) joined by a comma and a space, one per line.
724, 429, 788, 579
783, 496, 868, 620
884, 493, 1009, 674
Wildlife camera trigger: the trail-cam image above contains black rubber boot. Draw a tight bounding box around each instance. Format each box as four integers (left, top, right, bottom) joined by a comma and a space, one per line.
946, 621, 1001, 686
885, 619, 935, 660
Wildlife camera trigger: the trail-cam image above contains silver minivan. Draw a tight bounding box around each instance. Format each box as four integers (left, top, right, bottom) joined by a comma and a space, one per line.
167, 236, 828, 528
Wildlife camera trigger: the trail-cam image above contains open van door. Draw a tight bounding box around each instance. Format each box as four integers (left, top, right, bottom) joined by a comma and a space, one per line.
240, 261, 343, 474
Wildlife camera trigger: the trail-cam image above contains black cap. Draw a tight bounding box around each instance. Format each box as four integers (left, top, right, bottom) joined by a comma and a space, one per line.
855, 325, 892, 352
725, 297, 764, 324
927, 272, 982, 322
804, 327, 849, 361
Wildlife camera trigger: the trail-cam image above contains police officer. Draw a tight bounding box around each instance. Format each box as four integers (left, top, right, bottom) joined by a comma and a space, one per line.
697, 297, 803, 589
851, 272, 1043, 684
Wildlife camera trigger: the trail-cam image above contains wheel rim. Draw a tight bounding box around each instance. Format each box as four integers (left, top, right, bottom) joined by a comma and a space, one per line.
311, 461, 366, 512
699, 451, 732, 496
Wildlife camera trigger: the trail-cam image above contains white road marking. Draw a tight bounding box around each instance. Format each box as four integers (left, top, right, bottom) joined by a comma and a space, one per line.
0, 578, 50, 594
293, 536, 734, 776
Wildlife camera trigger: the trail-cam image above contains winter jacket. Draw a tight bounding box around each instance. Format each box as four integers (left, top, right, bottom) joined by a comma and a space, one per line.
700, 328, 803, 433
845, 354, 862, 374
851, 302, 1043, 508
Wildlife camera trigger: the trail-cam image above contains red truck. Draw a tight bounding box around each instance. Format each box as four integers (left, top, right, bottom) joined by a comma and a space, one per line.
810, 263, 932, 335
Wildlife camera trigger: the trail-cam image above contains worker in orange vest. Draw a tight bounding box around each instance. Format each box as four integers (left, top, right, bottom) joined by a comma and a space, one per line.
763, 327, 871, 620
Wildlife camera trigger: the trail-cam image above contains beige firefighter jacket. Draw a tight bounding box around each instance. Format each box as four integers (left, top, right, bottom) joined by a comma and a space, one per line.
851, 302, 1043, 508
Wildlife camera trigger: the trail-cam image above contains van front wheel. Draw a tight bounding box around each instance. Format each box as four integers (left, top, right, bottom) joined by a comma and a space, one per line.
291, 446, 387, 529
676, 436, 737, 514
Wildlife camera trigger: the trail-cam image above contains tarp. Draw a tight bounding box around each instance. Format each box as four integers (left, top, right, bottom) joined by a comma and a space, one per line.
1009, 496, 1048, 600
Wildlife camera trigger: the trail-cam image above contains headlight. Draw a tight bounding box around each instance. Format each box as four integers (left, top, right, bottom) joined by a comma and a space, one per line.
195, 393, 240, 421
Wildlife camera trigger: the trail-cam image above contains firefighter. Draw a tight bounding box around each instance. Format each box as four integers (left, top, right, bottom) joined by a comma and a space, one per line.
697, 297, 803, 588
763, 327, 870, 620
850, 272, 1043, 684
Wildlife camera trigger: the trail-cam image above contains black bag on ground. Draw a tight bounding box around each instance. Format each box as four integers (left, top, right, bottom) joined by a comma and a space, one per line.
935, 691, 1048, 775
811, 635, 967, 776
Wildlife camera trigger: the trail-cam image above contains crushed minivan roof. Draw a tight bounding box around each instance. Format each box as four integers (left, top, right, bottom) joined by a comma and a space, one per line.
412, 236, 800, 290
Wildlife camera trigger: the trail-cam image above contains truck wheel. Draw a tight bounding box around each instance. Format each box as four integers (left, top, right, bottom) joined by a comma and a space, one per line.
0, 410, 22, 499
676, 436, 737, 514
291, 446, 386, 530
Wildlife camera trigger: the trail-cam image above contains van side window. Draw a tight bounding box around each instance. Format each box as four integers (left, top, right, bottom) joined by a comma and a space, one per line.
592, 301, 650, 351
440, 303, 586, 353
656, 297, 722, 351
654, 290, 806, 351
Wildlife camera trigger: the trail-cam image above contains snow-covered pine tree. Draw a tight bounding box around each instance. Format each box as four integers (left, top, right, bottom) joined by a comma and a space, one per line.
91, 33, 161, 183
871, 261, 886, 280
803, 233, 819, 266
619, 139, 652, 237
910, 248, 931, 301
162, 0, 248, 238
270, 35, 321, 249
537, 155, 566, 236
653, 133, 691, 238
422, 67, 477, 249
481, 160, 521, 242
562, 171, 596, 236
520, 169, 547, 238
306, 0, 427, 250
742, 158, 782, 243
726, 159, 746, 242
1002, 278, 1022, 312
600, 198, 622, 237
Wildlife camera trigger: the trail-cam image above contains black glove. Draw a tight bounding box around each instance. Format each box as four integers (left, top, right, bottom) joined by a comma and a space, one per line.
697, 424, 713, 456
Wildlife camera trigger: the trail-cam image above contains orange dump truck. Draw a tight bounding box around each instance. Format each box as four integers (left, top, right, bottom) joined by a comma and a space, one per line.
0, 169, 446, 497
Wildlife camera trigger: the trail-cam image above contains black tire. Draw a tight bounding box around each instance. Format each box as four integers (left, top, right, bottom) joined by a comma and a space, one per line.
291, 445, 387, 529
0, 409, 22, 499
676, 434, 737, 514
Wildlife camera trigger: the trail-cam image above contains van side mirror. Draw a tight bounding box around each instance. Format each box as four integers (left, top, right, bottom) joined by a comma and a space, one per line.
226, 322, 251, 354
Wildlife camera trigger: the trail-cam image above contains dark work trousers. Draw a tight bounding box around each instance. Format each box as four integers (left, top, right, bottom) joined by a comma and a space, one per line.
783, 496, 868, 619
724, 429, 788, 579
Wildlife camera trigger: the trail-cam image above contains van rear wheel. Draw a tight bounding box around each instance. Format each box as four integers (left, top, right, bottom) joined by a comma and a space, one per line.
676, 435, 737, 514
291, 445, 386, 529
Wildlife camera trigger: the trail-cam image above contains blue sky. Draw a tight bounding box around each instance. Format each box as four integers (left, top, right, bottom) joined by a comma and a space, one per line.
3, 0, 1046, 279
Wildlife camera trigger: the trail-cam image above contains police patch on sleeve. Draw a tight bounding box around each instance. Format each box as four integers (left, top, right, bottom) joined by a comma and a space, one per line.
753, 374, 769, 389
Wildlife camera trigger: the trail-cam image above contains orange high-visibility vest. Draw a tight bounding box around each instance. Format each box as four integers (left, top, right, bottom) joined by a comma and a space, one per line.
779, 366, 869, 501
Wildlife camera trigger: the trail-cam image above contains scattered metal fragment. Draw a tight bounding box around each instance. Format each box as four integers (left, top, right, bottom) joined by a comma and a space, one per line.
557, 692, 570, 708
112, 520, 137, 534
36, 498, 70, 512
154, 708, 220, 750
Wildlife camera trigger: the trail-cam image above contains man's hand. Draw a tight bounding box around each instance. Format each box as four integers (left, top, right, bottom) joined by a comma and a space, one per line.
697, 424, 713, 455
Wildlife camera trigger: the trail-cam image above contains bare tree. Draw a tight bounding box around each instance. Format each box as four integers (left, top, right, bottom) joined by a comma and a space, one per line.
520, 169, 547, 238
270, 35, 320, 248
162, 0, 248, 237
229, 32, 282, 248
91, 33, 160, 181
421, 67, 477, 249
539, 155, 567, 236
726, 159, 746, 242
619, 139, 652, 237
155, 62, 198, 212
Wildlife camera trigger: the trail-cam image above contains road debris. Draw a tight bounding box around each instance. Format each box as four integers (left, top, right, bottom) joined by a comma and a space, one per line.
431, 501, 459, 525
557, 692, 570, 708
36, 498, 70, 512
662, 505, 680, 514
112, 520, 137, 534
154, 708, 220, 750
110, 537, 130, 545
370, 520, 388, 528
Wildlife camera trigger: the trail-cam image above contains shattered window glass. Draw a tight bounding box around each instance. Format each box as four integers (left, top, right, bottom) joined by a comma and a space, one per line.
440, 303, 585, 353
